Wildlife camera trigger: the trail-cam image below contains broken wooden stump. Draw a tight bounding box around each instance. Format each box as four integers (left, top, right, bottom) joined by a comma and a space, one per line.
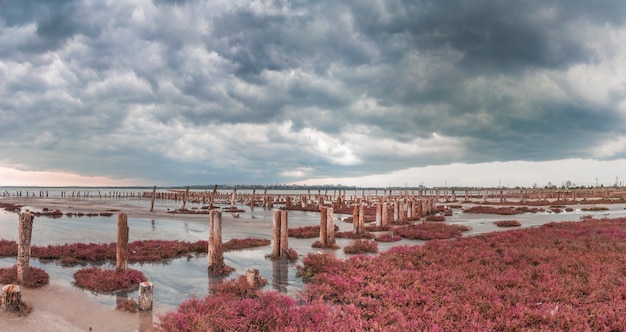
17, 212, 34, 285
150, 186, 156, 212
245, 268, 264, 288
1, 284, 24, 313
138, 282, 154, 311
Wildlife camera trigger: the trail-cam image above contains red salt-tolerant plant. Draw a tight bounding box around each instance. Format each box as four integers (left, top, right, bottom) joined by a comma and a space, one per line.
73, 267, 147, 293
336, 231, 375, 239
0, 203, 22, 212
223, 238, 270, 251
0, 265, 49, 288
210, 274, 268, 298
374, 233, 402, 242
394, 223, 470, 240
311, 241, 340, 249
425, 215, 446, 222
344, 240, 378, 254
296, 252, 344, 280
581, 206, 609, 211
565, 207, 574, 212
463, 206, 522, 215
288, 225, 339, 238
365, 225, 393, 232
494, 220, 522, 227
0, 239, 17, 256
116, 298, 138, 313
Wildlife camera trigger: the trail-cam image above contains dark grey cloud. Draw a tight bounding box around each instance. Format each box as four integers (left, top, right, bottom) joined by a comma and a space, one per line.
1, 0, 626, 185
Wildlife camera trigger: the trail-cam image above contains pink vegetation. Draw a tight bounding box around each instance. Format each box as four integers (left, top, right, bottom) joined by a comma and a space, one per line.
0, 265, 49, 288
159, 217, 626, 330
343, 240, 378, 254
494, 220, 522, 227
394, 223, 470, 240
73, 267, 147, 293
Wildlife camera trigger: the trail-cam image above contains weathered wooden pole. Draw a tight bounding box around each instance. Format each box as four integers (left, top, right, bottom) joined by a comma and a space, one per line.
358, 203, 365, 233
116, 213, 129, 270
326, 207, 335, 245
17, 212, 34, 285
1, 284, 22, 312
375, 202, 382, 226
208, 210, 225, 272
230, 189, 237, 207
250, 188, 256, 210
319, 206, 328, 246
280, 210, 289, 256
272, 210, 281, 257
381, 202, 389, 226
150, 186, 156, 212
138, 281, 154, 311
181, 186, 190, 210
352, 204, 360, 234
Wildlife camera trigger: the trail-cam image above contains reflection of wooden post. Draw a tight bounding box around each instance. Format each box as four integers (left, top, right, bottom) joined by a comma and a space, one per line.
150, 186, 156, 212
17, 212, 34, 285
138, 282, 153, 311
320, 207, 328, 246
116, 213, 129, 270
208, 210, 224, 272
1, 284, 22, 312
272, 210, 281, 257
280, 210, 289, 256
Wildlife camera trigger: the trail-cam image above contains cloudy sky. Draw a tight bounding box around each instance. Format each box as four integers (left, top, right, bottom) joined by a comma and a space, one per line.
1, 0, 626, 188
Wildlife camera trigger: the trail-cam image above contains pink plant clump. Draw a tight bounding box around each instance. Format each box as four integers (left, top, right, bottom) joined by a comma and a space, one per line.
494, 220, 522, 227
288, 225, 339, 238
223, 238, 270, 251
343, 240, 378, 254
0, 265, 49, 288
73, 267, 147, 293
394, 223, 470, 240
335, 231, 375, 239
425, 215, 446, 222
374, 233, 402, 242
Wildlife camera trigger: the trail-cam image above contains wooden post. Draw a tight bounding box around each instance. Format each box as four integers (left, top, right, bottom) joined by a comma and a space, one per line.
319, 207, 328, 246
116, 213, 129, 270
17, 212, 34, 285
359, 203, 365, 233
272, 210, 281, 257
150, 186, 156, 212
326, 207, 335, 245
208, 210, 224, 272
230, 189, 237, 207
381, 202, 388, 227
352, 204, 360, 234
138, 282, 153, 311
1, 284, 22, 312
375, 202, 382, 226
181, 186, 190, 210
280, 210, 289, 256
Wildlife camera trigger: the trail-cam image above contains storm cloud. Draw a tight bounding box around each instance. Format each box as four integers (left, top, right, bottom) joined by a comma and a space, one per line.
1, 0, 625, 186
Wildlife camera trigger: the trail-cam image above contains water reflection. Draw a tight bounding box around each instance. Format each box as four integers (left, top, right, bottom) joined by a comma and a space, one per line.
271, 259, 289, 293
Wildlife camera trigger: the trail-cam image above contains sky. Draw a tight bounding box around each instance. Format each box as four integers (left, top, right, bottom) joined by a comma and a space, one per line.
1, 0, 626, 188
